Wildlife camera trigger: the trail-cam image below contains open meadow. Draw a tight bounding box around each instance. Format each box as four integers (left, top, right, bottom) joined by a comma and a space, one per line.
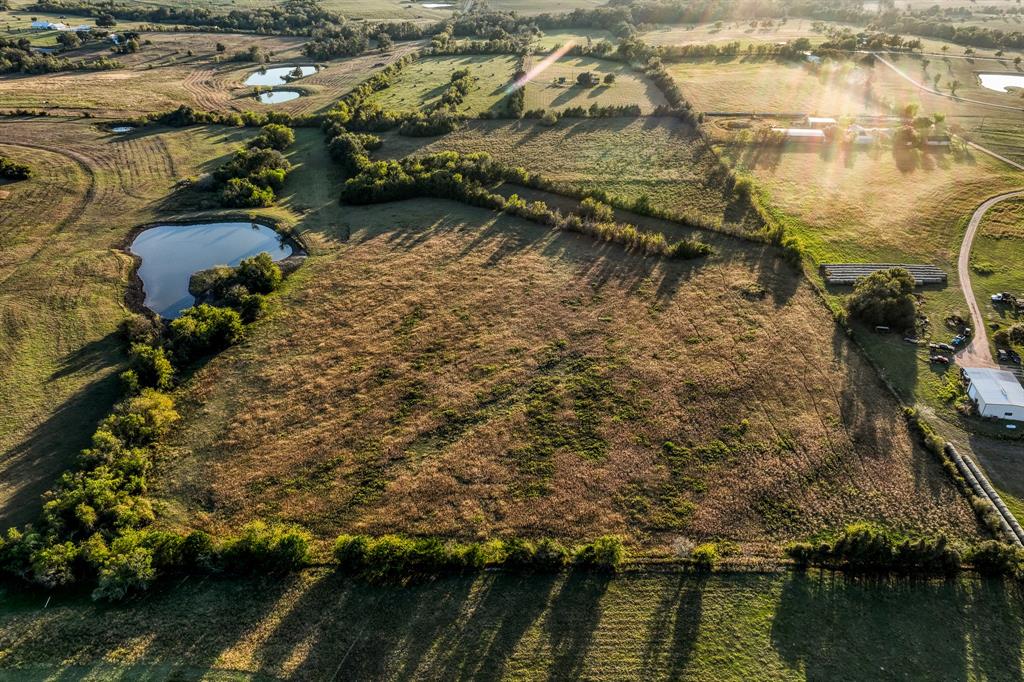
364, 54, 517, 116
522, 55, 669, 113
2, 3, 1024, 676
150, 195, 980, 553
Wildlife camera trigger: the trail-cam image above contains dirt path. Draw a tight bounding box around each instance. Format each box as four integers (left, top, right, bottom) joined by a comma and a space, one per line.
956, 190, 1024, 368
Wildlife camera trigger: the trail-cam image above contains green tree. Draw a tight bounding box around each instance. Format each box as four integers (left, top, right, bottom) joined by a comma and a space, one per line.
253, 123, 295, 151
846, 268, 917, 330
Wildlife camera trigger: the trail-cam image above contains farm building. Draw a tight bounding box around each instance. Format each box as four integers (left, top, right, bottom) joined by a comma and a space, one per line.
772, 128, 826, 143
806, 116, 837, 129
962, 367, 1024, 421
31, 21, 68, 30
926, 134, 951, 147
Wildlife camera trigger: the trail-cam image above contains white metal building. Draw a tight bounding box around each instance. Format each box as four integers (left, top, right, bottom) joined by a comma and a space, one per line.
962, 367, 1024, 421
772, 128, 826, 142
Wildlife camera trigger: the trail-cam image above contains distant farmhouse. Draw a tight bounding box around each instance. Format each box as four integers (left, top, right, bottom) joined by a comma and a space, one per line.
31, 20, 68, 30
962, 367, 1024, 421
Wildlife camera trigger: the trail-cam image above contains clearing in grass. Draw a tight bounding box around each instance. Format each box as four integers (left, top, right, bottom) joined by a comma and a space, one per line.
522, 55, 669, 113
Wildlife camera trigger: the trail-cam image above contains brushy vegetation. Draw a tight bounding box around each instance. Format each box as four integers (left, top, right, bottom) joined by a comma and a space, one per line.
787, 523, 1024, 578
333, 534, 624, 583
208, 128, 296, 208
0, 154, 31, 180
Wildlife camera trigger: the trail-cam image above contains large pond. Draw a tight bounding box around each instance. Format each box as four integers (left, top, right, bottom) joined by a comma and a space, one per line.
978, 73, 1024, 93
244, 65, 317, 87
131, 222, 293, 318
257, 90, 301, 105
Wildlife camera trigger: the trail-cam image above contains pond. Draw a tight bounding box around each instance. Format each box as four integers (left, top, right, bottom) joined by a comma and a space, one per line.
978, 73, 1024, 93
244, 65, 317, 87
110, 126, 135, 134
422, 3, 454, 7
131, 222, 293, 318
257, 90, 301, 105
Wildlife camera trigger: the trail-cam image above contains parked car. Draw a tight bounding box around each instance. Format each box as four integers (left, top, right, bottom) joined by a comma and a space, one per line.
1009, 350, 1022, 365
952, 335, 966, 347
998, 349, 1009, 361
992, 292, 1013, 303
929, 355, 951, 364
903, 336, 920, 344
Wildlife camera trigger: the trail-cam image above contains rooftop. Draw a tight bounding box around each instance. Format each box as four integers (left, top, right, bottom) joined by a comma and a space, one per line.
963, 367, 1024, 407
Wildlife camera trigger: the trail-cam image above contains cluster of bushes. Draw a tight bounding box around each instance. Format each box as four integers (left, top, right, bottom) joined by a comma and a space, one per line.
787, 523, 1024, 578
0, 154, 31, 181
0, 38, 121, 74
187, 252, 283, 323
209, 127, 295, 207
786, 524, 962, 575
146, 104, 320, 129
334, 534, 624, 582
845, 267, 917, 331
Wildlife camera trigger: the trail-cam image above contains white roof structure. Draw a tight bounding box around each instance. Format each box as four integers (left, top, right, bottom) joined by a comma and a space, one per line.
807, 116, 837, 125
773, 128, 826, 139
963, 367, 1024, 421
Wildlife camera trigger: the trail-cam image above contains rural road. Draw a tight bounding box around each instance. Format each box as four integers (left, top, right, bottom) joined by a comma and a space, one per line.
956, 190, 1024, 368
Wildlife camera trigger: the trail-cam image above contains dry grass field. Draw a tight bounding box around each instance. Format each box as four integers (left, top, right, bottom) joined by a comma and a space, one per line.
668, 57, 887, 115
379, 117, 758, 229
364, 54, 518, 116
0, 118, 257, 529
151, 197, 981, 553
2, 570, 1021, 680
0, 32, 422, 117
522, 55, 669, 113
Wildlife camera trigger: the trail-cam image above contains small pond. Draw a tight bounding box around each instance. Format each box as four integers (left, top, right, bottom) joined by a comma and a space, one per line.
244, 65, 317, 87
131, 222, 293, 318
257, 90, 302, 105
422, 3, 454, 7
110, 126, 135, 134
978, 73, 1024, 93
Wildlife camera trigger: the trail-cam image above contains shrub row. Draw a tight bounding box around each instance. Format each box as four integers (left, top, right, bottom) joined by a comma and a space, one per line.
333, 534, 624, 582
787, 523, 1024, 578
335, 150, 712, 260
145, 104, 321, 130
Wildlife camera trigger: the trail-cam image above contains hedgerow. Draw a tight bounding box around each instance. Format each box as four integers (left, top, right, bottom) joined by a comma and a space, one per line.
332, 534, 622, 583
785, 523, 961, 575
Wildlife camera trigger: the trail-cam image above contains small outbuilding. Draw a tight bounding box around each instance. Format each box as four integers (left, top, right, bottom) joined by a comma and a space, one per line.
806, 116, 837, 129
962, 367, 1024, 421
772, 128, 826, 143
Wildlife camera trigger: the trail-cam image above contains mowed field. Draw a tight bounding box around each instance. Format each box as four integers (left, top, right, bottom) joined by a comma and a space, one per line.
150, 194, 980, 553
522, 55, 669, 113
668, 57, 886, 115
0, 118, 259, 529
1, 570, 1022, 680
364, 54, 517, 116
379, 117, 760, 230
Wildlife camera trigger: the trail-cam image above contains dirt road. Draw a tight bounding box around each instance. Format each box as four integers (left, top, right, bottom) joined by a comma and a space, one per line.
956, 190, 1024, 368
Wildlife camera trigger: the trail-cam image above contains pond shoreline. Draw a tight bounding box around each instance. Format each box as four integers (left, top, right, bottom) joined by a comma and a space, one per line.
121, 214, 308, 321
